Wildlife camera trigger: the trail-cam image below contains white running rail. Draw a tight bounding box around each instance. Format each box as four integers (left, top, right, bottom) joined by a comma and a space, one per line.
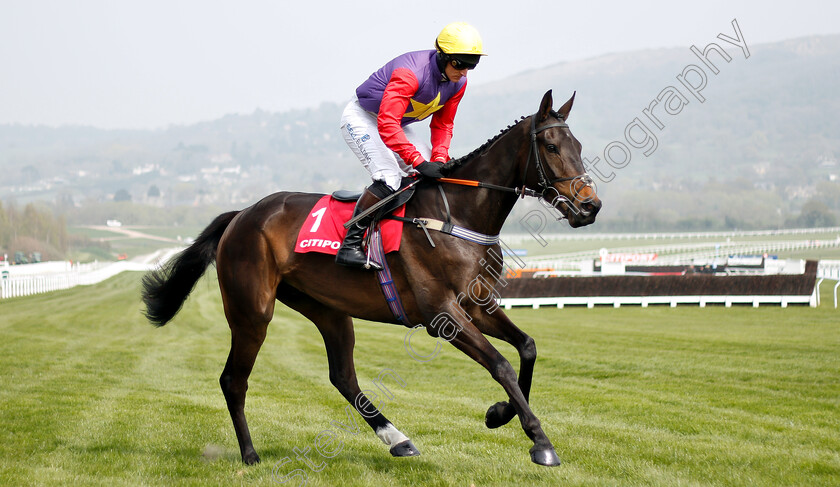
0, 248, 184, 300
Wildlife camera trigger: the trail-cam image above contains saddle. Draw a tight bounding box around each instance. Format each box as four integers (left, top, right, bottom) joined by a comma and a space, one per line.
330, 190, 363, 202
332, 176, 418, 221
294, 180, 417, 256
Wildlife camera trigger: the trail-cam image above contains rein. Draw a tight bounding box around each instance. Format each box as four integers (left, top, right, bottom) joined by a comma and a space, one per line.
436, 177, 541, 198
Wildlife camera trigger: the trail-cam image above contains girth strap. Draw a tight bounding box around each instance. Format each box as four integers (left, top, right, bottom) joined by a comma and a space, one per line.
388, 215, 500, 247
437, 185, 452, 226
369, 225, 412, 327
368, 218, 497, 328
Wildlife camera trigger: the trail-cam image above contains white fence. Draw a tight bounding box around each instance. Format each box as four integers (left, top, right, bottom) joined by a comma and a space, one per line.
500, 293, 816, 310
519, 238, 840, 269
818, 260, 840, 280
498, 260, 840, 310
815, 260, 840, 308
0, 248, 182, 300
502, 226, 840, 244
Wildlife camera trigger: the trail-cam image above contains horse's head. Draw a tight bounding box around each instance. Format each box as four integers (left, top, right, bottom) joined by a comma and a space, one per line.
524, 90, 601, 228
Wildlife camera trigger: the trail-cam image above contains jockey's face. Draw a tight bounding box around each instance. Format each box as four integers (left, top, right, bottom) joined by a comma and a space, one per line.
444, 61, 471, 83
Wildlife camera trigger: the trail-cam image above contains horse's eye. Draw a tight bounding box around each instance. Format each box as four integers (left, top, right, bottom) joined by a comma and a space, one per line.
546, 144, 558, 153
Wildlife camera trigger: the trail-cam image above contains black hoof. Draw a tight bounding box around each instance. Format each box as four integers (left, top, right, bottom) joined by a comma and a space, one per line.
389, 440, 420, 457
242, 451, 261, 465
530, 447, 561, 467
485, 401, 515, 429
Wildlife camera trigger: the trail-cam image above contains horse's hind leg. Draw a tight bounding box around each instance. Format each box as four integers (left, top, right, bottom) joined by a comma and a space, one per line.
219, 321, 268, 464
279, 290, 419, 457
217, 243, 276, 464
218, 311, 270, 464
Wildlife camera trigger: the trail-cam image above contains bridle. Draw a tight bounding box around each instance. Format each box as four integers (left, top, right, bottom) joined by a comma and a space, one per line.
523, 113, 596, 216
440, 112, 596, 219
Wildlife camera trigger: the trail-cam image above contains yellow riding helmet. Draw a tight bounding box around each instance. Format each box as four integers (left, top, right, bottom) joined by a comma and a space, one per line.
435, 22, 487, 56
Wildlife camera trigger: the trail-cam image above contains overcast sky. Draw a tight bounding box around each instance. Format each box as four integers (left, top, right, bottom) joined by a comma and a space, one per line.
1, 0, 837, 130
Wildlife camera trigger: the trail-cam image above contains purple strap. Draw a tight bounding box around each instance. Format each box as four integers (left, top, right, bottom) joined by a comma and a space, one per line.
369, 226, 412, 327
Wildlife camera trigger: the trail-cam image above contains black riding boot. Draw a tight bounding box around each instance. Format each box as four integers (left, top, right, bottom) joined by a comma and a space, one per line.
335, 188, 383, 270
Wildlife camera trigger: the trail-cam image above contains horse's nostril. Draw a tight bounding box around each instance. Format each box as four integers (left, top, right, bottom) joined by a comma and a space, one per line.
581, 199, 601, 215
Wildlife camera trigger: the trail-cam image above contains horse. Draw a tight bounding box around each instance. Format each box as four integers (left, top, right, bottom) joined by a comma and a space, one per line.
141, 90, 602, 467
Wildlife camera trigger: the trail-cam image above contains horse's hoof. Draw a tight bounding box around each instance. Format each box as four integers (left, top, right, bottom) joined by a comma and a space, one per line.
242, 451, 261, 465
530, 447, 561, 467
389, 440, 420, 457
485, 401, 515, 429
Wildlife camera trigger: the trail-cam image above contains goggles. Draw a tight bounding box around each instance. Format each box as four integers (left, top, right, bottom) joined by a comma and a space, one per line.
450, 58, 478, 70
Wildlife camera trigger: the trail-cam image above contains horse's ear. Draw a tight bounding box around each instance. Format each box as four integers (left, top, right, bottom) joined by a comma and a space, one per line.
558, 91, 576, 121
537, 90, 553, 122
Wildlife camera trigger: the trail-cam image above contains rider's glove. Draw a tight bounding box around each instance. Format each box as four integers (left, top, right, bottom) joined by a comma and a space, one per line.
415, 161, 446, 179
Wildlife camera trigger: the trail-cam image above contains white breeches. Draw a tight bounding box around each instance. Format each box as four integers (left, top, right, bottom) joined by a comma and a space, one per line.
340, 97, 431, 190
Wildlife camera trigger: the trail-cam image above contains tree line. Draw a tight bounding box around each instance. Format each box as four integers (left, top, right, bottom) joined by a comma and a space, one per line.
0, 201, 69, 261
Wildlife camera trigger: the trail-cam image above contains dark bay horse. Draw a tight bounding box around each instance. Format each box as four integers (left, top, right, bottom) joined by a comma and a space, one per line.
142, 90, 601, 467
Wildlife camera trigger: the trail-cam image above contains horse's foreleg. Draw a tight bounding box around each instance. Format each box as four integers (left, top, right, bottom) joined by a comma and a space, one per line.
472, 311, 536, 430
281, 293, 419, 458
446, 323, 560, 467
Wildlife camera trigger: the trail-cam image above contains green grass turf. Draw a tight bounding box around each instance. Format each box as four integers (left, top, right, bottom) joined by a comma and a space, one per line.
0, 272, 838, 486
67, 226, 203, 262
100, 239, 183, 260
68, 226, 203, 241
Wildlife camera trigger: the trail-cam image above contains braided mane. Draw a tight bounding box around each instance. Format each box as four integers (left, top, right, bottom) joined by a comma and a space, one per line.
447, 109, 562, 169
447, 115, 527, 168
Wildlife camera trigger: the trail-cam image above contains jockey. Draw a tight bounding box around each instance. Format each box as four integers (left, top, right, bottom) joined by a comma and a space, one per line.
337, 22, 486, 270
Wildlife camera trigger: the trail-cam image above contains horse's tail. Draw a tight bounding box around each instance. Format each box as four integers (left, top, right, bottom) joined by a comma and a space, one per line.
141, 210, 240, 327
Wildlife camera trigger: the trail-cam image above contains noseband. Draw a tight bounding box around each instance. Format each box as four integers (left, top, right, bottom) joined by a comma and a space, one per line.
522, 114, 595, 217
